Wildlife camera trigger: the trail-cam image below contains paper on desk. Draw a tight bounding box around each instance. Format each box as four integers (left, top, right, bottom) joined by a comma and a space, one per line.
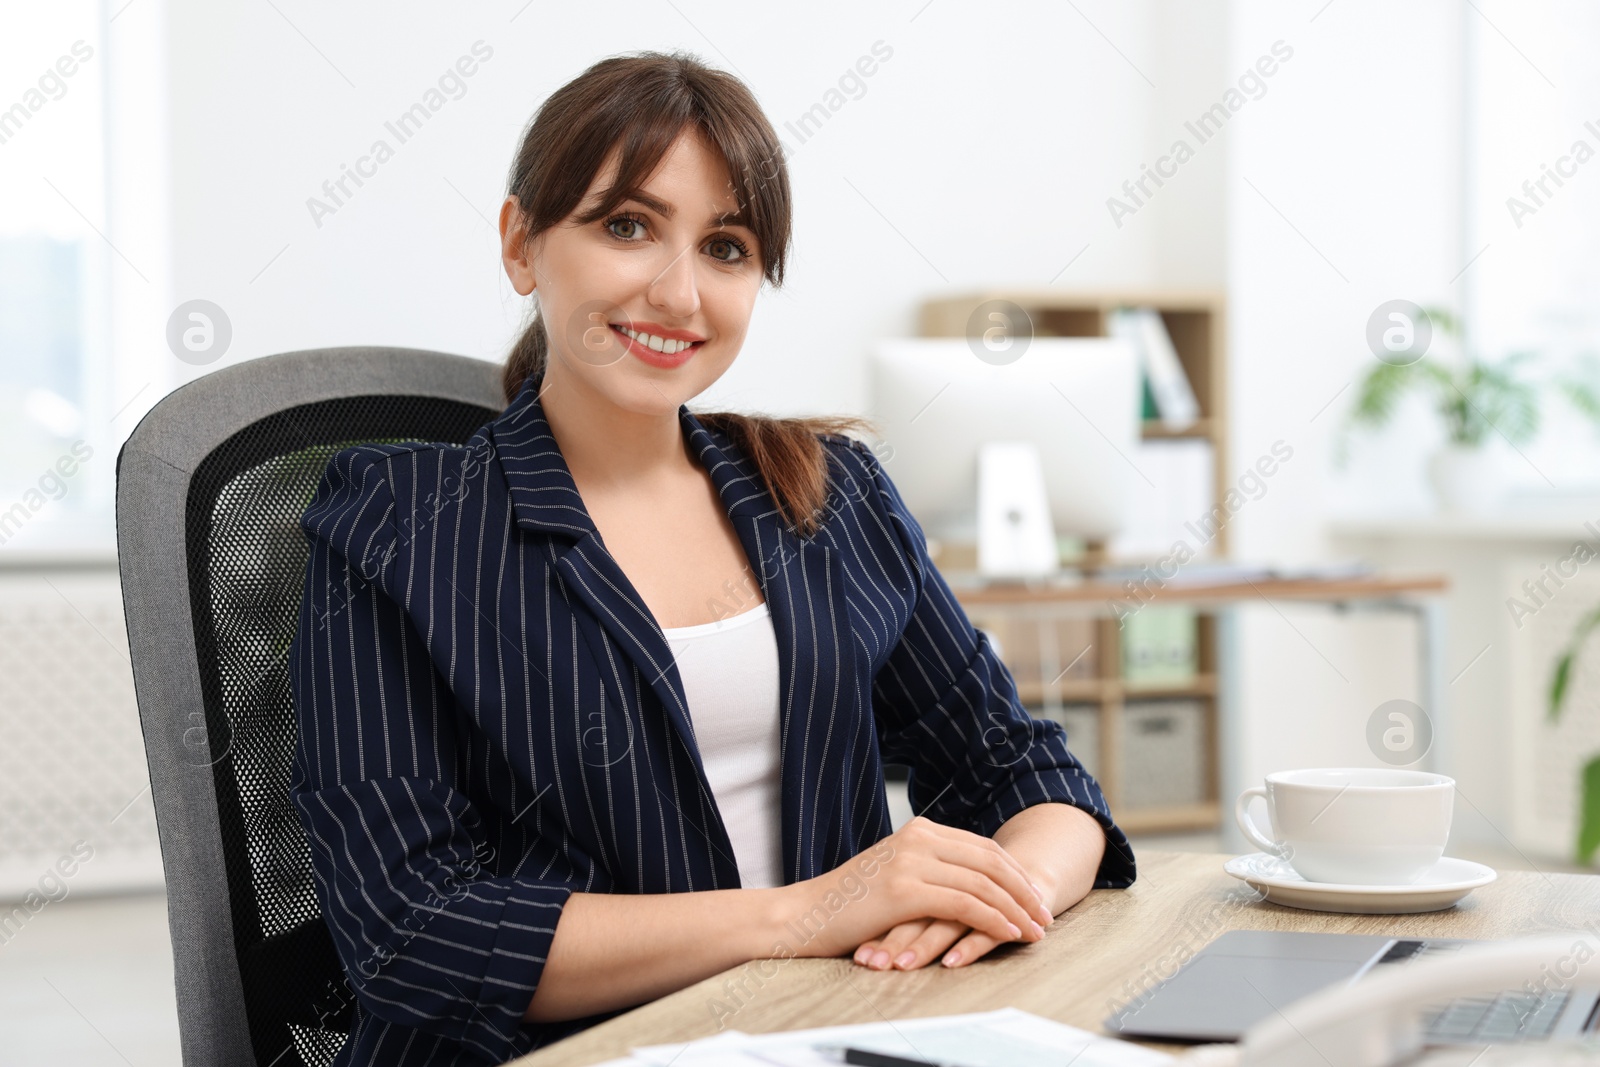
624, 1028, 751, 1065
628, 1007, 1174, 1066
584, 1028, 751, 1067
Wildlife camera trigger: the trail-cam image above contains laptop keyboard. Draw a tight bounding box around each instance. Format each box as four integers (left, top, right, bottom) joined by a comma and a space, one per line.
1420, 991, 1571, 1042
1375, 939, 1574, 1043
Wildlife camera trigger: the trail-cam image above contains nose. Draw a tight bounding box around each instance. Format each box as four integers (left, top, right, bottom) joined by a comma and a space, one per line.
645, 237, 702, 321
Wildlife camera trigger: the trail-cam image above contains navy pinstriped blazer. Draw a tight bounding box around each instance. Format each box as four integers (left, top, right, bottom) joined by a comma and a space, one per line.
287, 374, 1136, 1067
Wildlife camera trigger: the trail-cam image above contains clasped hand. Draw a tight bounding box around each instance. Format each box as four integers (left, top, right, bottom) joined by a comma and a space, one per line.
784, 815, 1055, 972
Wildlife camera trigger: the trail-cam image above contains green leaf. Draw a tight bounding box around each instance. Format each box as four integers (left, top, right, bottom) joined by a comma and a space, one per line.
1558, 354, 1600, 434
1551, 652, 1574, 721
1420, 305, 1460, 338
1561, 378, 1600, 422
1579, 756, 1600, 866
1550, 603, 1600, 721
1347, 315, 1544, 450
1440, 357, 1541, 448
1349, 361, 1419, 428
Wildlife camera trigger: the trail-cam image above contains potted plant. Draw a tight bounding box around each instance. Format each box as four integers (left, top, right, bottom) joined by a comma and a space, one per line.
1342, 307, 1540, 514
1347, 311, 1600, 862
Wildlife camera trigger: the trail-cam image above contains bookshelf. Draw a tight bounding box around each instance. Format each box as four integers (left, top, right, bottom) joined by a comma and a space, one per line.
955, 603, 1222, 836
914, 288, 1229, 835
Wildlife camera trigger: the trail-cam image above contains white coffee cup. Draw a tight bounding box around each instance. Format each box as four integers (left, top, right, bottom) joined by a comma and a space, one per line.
1234, 767, 1454, 885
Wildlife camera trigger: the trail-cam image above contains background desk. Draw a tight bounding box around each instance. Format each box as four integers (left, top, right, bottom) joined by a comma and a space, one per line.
943, 573, 1449, 844
512, 850, 1600, 1066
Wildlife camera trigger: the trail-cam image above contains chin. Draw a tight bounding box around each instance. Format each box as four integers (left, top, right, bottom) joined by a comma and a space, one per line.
606, 373, 705, 416
562, 345, 731, 415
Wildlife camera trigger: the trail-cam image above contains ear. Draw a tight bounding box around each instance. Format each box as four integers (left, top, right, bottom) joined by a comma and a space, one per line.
499, 195, 537, 296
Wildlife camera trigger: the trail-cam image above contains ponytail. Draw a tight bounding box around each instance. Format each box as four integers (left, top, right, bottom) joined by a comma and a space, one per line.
502, 303, 548, 403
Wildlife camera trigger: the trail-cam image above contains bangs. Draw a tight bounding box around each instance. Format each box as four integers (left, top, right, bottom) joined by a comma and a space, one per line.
527, 53, 790, 286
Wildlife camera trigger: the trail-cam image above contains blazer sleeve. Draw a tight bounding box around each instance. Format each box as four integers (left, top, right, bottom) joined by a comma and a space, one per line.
852, 440, 1137, 889
287, 446, 576, 1060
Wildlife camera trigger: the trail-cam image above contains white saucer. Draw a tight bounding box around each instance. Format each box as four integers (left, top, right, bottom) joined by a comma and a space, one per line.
1223, 852, 1498, 914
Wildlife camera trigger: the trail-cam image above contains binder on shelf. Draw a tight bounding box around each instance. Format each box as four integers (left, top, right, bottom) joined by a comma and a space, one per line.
1121, 605, 1198, 687
1108, 306, 1200, 428
1107, 438, 1216, 560
1140, 375, 1160, 421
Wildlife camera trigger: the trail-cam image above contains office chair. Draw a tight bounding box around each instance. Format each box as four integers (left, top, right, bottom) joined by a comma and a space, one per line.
115, 347, 504, 1067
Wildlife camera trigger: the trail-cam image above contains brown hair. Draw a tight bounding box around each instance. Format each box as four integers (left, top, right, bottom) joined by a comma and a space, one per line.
500, 50, 877, 539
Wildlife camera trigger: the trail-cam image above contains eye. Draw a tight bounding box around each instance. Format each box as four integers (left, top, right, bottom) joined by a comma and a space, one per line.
604, 211, 648, 241
707, 234, 754, 264
603, 210, 755, 265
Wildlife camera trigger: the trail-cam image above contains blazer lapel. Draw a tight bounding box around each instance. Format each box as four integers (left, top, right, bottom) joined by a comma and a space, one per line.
490, 377, 858, 886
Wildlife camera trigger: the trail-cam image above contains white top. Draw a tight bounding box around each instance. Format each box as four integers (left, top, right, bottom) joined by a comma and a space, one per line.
660, 600, 785, 889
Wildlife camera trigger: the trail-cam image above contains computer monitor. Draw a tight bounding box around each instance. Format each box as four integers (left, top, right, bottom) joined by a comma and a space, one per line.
867, 337, 1140, 578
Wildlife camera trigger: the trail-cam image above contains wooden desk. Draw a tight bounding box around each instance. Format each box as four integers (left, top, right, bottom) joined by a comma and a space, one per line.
943, 572, 1449, 609
512, 850, 1600, 1066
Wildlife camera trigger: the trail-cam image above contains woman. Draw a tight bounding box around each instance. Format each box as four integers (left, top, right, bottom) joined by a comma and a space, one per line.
289, 49, 1135, 1067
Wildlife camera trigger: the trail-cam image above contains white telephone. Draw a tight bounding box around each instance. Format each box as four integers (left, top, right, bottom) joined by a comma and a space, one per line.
1169, 934, 1600, 1066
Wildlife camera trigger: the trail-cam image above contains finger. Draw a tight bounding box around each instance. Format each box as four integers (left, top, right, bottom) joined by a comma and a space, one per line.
941, 927, 1011, 968
908, 817, 1046, 912
894, 819, 1044, 940
932, 836, 1052, 929
914, 817, 1046, 915
892, 918, 968, 970
916, 883, 1032, 945
917, 855, 1045, 943
851, 925, 904, 968
858, 918, 932, 970
955, 836, 1052, 921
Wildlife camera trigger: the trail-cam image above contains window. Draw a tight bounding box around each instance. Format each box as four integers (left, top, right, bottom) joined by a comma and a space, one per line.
1465, 0, 1600, 490
0, 4, 109, 545
0, 1, 168, 551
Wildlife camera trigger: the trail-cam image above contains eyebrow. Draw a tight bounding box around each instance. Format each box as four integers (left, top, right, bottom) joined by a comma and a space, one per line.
616, 190, 750, 229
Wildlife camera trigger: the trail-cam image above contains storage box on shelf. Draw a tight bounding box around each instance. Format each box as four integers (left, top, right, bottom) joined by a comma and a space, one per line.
1120, 699, 1207, 810
972, 605, 1220, 835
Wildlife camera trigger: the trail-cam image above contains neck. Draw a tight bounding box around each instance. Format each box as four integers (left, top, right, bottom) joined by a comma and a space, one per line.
537, 363, 693, 494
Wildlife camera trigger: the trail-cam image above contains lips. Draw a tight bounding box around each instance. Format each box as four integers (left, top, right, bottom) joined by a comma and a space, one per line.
610, 324, 702, 369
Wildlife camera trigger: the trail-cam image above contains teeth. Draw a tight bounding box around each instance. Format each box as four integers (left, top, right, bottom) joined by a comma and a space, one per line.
621, 325, 697, 356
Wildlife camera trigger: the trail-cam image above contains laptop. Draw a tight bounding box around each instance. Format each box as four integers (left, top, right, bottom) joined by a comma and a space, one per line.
1104, 930, 1600, 1046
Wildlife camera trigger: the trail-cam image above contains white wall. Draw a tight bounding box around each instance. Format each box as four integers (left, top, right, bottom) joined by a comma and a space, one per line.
158, 0, 1226, 415
1224, 0, 1493, 842
157, 0, 1505, 842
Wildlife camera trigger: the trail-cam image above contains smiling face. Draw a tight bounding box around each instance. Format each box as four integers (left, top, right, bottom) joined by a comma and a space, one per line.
500, 126, 765, 418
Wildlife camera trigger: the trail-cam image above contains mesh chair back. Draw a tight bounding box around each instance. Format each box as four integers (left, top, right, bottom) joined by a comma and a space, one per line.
116, 349, 503, 1067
